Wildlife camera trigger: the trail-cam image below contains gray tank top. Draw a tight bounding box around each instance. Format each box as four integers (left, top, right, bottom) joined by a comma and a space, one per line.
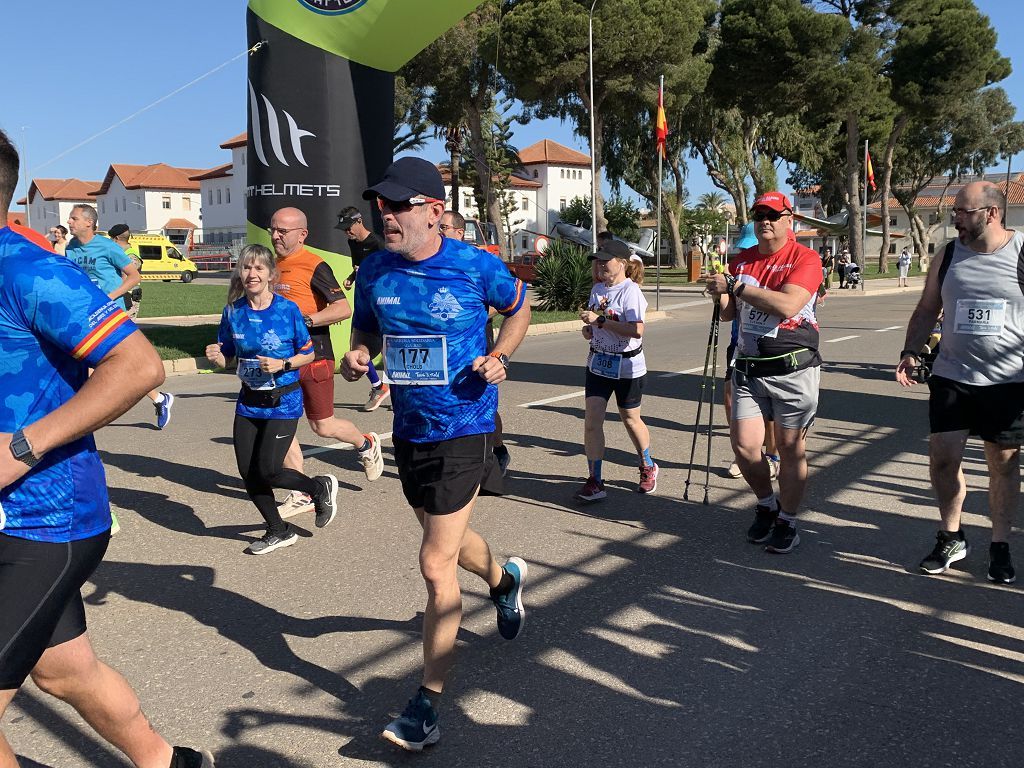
932, 230, 1024, 385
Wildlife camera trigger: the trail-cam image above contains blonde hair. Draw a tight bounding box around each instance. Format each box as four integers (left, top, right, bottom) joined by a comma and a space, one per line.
228, 244, 277, 303
626, 255, 645, 286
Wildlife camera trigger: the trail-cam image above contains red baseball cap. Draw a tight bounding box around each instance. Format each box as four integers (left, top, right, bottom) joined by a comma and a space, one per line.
752, 191, 793, 213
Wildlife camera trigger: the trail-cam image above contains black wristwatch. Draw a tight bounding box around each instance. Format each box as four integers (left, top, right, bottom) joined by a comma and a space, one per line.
490, 352, 510, 368
596, 315, 606, 328
283, 360, 293, 372
303, 315, 314, 328
10, 428, 40, 467
734, 282, 747, 299
725, 275, 737, 296
900, 348, 921, 361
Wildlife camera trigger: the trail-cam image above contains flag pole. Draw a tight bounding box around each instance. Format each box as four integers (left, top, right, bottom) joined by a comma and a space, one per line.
862, 139, 868, 292
655, 74, 663, 311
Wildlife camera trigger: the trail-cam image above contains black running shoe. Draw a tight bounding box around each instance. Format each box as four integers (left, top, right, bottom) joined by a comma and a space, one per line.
919, 531, 969, 574
747, 504, 778, 543
988, 541, 1016, 584
765, 518, 800, 554
313, 474, 339, 529
171, 745, 216, 767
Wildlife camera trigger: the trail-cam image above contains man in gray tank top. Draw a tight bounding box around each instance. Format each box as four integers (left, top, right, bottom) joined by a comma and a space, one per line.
897, 181, 1022, 584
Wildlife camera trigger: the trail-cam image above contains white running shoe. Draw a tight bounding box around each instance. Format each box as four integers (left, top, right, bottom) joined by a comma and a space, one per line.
359, 432, 384, 481
277, 491, 314, 519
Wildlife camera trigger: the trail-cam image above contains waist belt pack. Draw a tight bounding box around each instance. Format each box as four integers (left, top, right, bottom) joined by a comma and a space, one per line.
590, 345, 643, 359
239, 381, 301, 408
734, 348, 816, 378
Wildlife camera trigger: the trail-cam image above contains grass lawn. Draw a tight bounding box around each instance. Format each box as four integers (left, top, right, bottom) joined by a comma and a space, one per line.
137, 283, 227, 318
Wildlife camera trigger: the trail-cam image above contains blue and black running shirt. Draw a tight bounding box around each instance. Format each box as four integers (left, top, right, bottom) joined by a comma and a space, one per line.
0, 228, 136, 542
217, 293, 313, 420
353, 237, 525, 442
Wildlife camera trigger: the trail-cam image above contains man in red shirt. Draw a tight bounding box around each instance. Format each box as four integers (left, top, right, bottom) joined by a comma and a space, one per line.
269, 207, 383, 519
706, 192, 822, 554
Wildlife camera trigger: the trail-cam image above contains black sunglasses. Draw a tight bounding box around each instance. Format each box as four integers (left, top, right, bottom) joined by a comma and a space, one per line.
752, 209, 790, 222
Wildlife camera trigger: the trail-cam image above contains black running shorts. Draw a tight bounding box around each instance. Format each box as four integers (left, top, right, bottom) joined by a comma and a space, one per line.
584, 370, 645, 410
0, 531, 110, 690
394, 432, 503, 515
928, 375, 1024, 445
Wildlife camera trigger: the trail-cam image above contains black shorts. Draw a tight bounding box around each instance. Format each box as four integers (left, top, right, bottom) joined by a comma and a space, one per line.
928, 375, 1024, 444
585, 370, 645, 410
394, 432, 503, 515
0, 531, 110, 690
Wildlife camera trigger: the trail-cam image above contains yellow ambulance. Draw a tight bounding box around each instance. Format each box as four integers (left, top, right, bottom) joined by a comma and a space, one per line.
130, 234, 200, 283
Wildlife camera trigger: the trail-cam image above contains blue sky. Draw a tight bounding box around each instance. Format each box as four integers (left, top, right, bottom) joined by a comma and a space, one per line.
2, 0, 1020, 209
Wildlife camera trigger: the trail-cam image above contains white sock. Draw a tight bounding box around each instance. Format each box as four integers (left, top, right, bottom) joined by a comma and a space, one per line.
757, 494, 778, 510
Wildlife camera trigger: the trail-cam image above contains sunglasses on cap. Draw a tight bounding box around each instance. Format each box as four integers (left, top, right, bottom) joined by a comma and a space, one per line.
375, 196, 442, 214
751, 209, 791, 222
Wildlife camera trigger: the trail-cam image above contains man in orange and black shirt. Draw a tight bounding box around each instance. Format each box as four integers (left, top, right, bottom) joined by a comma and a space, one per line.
269, 207, 384, 518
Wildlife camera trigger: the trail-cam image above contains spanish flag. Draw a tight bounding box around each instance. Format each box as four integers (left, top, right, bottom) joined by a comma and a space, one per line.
866, 151, 876, 192
655, 83, 668, 159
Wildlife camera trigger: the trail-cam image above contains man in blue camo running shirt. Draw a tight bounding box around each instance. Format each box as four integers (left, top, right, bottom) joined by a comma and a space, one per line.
343, 158, 530, 752
0, 130, 214, 767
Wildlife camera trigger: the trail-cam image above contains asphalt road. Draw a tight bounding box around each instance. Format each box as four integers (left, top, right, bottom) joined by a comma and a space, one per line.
7, 289, 1022, 768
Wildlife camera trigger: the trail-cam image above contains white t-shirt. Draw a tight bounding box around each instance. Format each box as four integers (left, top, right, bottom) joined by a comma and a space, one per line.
586, 277, 648, 379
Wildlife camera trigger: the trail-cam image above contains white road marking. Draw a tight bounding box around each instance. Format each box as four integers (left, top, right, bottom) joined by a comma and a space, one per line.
875, 325, 903, 332
825, 335, 860, 343
303, 431, 393, 457
658, 299, 710, 310
659, 365, 709, 379
519, 390, 586, 408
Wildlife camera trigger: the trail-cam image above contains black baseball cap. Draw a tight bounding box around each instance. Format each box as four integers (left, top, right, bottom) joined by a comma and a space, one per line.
335, 211, 363, 231
108, 223, 130, 238
589, 239, 631, 261
362, 157, 445, 203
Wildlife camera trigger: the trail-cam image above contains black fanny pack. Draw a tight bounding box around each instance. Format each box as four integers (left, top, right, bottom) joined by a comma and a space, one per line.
734, 348, 817, 378
590, 345, 643, 359
239, 381, 301, 408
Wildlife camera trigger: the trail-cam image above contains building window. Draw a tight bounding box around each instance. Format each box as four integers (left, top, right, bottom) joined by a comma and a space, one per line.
889, 216, 897, 226
100, 200, 105, 214
122, 197, 126, 211
928, 242, 935, 253
532, 169, 538, 178
521, 197, 528, 211
208, 190, 213, 205
928, 212, 939, 225
560, 169, 565, 179
464, 195, 472, 208
113, 198, 118, 213
183, 196, 191, 211
522, 236, 528, 249
225, 188, 230, 204
216, 189, 222, 205
162, 195, 171, 209
888, 243, 897, 254
559, 198, 567, 211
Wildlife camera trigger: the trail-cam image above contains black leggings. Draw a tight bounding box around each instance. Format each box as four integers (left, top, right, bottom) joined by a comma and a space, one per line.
233, 415, 320, 533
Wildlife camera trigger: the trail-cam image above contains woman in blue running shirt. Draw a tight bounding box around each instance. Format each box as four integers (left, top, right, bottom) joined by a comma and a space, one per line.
205, 245, 339, 555
576, 240, 658, 501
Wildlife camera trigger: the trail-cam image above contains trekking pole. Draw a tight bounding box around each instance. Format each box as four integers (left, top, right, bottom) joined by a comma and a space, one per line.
702, 306, 722, 505
683, 301, 721, 501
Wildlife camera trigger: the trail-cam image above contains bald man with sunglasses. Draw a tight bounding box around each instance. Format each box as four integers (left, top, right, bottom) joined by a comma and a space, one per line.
706, 191, 823, 555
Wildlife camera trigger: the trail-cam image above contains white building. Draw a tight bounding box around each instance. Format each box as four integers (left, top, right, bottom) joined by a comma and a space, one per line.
92, 163, 205, 245
191, 132, 247, 244
19, 179, 100, 235
517, 139, 592, 238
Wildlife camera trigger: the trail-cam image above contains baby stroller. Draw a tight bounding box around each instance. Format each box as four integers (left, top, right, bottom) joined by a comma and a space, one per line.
844, 262, 861, 288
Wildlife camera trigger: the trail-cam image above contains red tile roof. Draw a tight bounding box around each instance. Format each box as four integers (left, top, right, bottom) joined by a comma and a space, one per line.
220, 132, 247, 149
189, 163, 233, 182
28, 178, 99, 203
518, 139, 590, 167
163, 218, 198, 230
437, 164, 542, 191
94, 164, 206, 196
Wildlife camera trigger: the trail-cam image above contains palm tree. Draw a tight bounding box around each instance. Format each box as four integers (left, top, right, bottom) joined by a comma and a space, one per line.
697, 191, 727, 212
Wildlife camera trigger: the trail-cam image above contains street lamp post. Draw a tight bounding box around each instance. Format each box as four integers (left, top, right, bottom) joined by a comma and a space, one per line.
588, 0, 599, 252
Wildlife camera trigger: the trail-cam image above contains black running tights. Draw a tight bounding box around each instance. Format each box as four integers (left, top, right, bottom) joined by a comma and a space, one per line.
233, 415, 320, 533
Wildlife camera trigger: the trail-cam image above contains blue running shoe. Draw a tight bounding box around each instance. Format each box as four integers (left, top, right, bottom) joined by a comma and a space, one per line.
155, 392, 174, 430
493, 557, 527, 640
381, 690, 440, 752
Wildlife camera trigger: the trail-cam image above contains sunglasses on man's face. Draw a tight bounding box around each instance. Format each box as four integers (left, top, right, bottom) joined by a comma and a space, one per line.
376, 196, 441, 214
751, 209, 790, 222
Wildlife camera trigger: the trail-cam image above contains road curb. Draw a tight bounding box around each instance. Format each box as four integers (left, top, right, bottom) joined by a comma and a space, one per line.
160, 311, 670, 376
